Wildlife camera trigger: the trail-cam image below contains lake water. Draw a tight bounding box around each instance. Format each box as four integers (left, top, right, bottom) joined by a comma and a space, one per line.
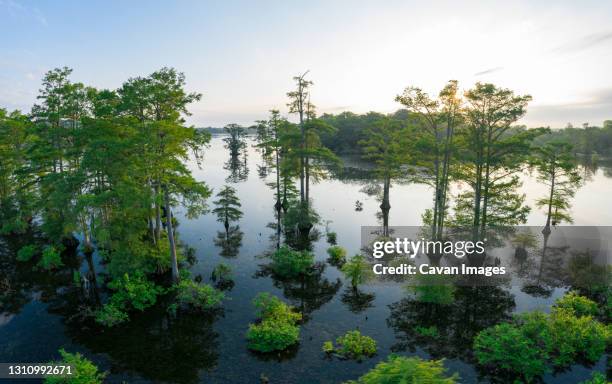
0, 136, 609, 383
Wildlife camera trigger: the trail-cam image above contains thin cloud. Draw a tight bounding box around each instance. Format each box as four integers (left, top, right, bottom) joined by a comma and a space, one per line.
0, 0, 48, 26
526, 88, 612, 127
550, 31, 612, 54
474, 67, 503, 76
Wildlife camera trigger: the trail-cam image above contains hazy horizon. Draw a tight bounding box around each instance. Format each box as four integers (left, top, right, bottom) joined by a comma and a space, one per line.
1, 0, 611, 128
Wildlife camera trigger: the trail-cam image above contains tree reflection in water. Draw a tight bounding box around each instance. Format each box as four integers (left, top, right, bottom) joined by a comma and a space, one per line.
387, 285, 515, 361
214, 226, 244, 258
64, 305, 222, 384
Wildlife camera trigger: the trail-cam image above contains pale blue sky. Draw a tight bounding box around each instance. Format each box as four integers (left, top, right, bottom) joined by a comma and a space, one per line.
1, 0, 611, 127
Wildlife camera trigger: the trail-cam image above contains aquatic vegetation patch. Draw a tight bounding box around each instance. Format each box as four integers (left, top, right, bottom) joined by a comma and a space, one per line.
474, 292, 610, 382
326, 245, 347, 266
173, 279, 224, 311
45, 349, 106, 384
324, 330, 377, 360
344, 355, 458, 383
247, 293, 301, 352
341, 254, 374, 289
269, 245, 314, 278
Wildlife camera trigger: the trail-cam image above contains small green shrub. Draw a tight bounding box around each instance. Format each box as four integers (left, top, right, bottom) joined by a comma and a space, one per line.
341, 254, 373, 289
547, 307, 608, 366
475, 306, 610, 382
16, 244, 36, 262
333, 330, 377, 360
322, 341, 334, 354
44, 349, 106, 384
579, 372, 608, 384
107, 272, 163, 311
474, 323, 549, 382
344, 355, 458, 384
247, 320, 300, 353
252, 292, 302, 324
553, 291, 599, 317
270, 245, 314, 278
175, 279, 224, 310
38, 245, 63, 270
326, 231, 337, 245
327, 245, 347, 265
247, 293, 301, 352
95, 303, 128, 327
95, 272, 162, 327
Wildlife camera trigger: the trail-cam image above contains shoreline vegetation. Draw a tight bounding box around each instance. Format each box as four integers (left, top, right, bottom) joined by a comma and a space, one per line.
1, 66, 610, 383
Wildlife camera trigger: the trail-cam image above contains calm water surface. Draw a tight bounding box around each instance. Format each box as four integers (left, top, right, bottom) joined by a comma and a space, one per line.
0, 136, 609, 383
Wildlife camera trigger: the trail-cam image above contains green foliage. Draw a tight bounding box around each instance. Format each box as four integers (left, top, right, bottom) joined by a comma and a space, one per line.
246, 320, 300, 353
326, 245, 347, 265
579, 372, 608, 384
107, 272, 163, 311
45, 349, 106, 384
212, 185, 243, 227
531, 141, 582, 226
95, 272, 163, 327
332, 330, 377, 360
474, 322, 549, 382
475, 294, 610, 382
252, 292, 302, 324
326, 231, 337, 245
344, 355, 458, 384
553, 291, 599, 317
341, 254, 373, 289
174, 279, 224, 311
95, 303, 129, 327
37, 245, 63, 270
322, 341, 334, 354
16, 244, 36, 262
269, 245, 314, 278
247, 293, 301, 352
545, 307, 608, 366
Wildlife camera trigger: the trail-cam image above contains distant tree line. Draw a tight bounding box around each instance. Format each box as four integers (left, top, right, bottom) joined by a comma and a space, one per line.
321, 113, 612, 158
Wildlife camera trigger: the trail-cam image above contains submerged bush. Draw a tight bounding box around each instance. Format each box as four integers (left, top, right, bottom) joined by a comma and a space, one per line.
341, 254, 374, 289
475, 292, 610, 381
247, 293, 301, 352
174, 279, 224, 310
322, 341, 334, 354
546, 307, 608, 366
16, 244, 36, 262
247, 319, 301, 353
474, 322, 549, 382
95, 303, 129, 327
407, 273, 456, 305
107, 272, 163, 311
269, 245, 314, 278
38, 245, 63, 270
327, 245, 347, 266
553, 291, 599, 317
579, 372, 608, 384
95, 272, 163, 327
344, 355, 458, 384
326, 330, 377, 360
45, 349, 106, 384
